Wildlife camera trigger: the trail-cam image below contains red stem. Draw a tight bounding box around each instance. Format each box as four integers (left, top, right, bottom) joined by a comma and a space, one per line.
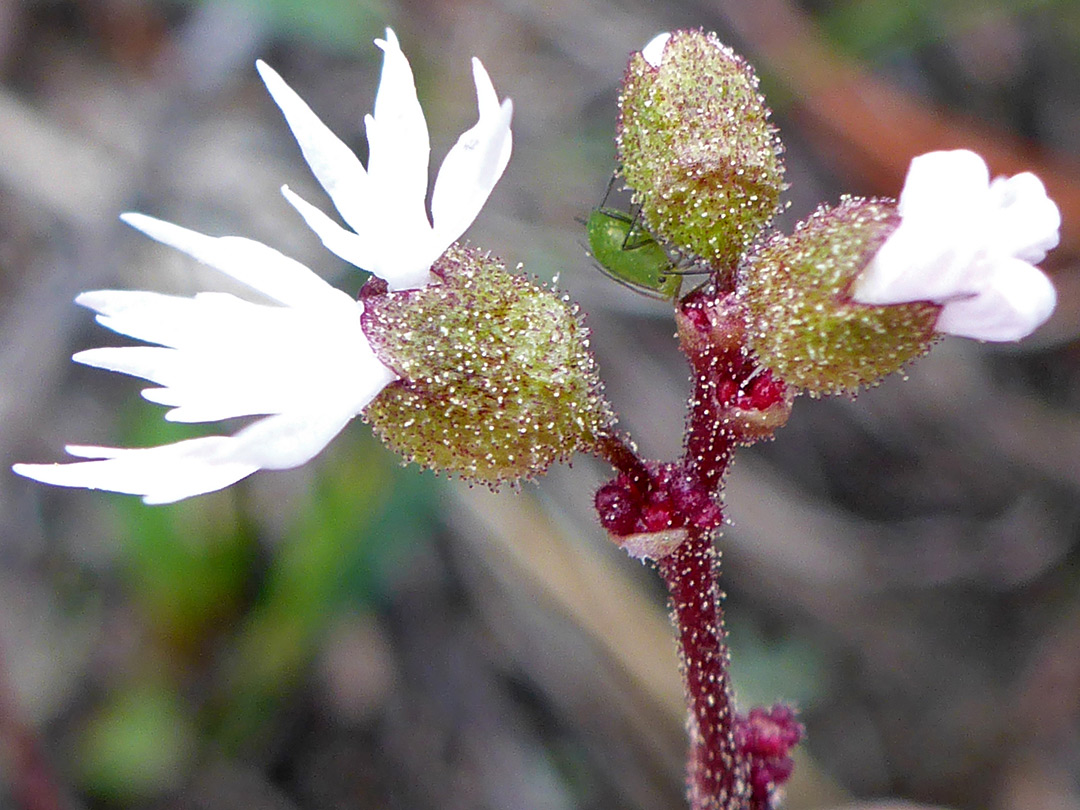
658, 527, 746, 810
685, 367, 736, 491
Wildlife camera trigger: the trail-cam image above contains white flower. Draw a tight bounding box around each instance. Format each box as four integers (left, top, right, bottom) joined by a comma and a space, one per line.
13, 30, 513, 504
260, 28, 513, 291
853, 149, 1059, 341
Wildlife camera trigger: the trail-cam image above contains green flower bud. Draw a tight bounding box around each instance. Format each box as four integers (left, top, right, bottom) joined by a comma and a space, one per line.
616, 29, 785, 269
361, 245, 616, 483
739, 198, 940, 396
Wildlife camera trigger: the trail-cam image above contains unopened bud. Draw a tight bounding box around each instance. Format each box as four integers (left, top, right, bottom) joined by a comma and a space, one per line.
616, 29, 785, 269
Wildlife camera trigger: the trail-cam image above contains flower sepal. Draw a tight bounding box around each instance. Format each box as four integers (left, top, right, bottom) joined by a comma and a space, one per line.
361, 245, 616, 484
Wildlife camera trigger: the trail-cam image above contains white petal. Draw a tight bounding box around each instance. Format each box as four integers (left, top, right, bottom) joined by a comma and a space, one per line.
934, 256, 1056, 341
14, 32, 512, 504
13, 439, 259, 504
897, 149, 991, 219
367, 29, 432, 238
280, 185, 434, 290
854, 149, 1059, 342
988, 172, 1061, 264
77, 290, 210, 348
281, 185, 378, 271
217, 409, 357, 471
256, 60, 373, 233
429, 64, 513, 251
75, 345, 180, 383
853, 220, 983, 306
641, 33, 671, 68
12, 398, 384, 505
121, 213, 340, 309
77, 287, 392, 424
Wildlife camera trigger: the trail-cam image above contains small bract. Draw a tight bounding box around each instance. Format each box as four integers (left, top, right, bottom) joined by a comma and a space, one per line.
586, 207, 682, 300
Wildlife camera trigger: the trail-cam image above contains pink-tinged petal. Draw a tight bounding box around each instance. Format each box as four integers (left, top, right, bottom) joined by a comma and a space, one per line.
988, 172, 1061, 264
854, 149, 1059, 342
429, 59, 513, 251
120, 213, 343, 309
256, 60, 373, 234
935, 256, 1056, 341
853, 219, 983, 306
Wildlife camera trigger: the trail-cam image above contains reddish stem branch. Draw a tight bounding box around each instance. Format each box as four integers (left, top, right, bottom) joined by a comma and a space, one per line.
593, 290, 798, 808
594, 431, 652, 487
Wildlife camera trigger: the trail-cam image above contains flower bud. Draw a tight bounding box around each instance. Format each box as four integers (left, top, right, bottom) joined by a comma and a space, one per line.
740, 198, 940, 396
361, 245, 616, 483
616, 29, 785, 269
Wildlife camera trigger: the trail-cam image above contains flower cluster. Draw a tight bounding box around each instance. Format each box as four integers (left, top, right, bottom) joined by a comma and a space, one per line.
11, 23, 1065, 810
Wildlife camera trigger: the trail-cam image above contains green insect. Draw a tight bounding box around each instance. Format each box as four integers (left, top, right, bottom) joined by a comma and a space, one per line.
586, 205, 683, 300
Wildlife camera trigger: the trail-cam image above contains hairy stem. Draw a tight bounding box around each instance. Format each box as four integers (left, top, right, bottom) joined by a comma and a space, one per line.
593, 431, 651, 486
659, 527, 746, 810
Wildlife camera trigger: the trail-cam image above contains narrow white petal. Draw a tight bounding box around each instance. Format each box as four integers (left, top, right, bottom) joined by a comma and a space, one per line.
77, 281, 393, 426
64, 445, 130, 459
368, 29, 432, 236
121, 213, 340, 309
284, 185, 435, 291
217, 409, 356, 471
142, 298, 394, 424
75, 345, 179, 383
281, 185, 378, 271
429, 94, 513, 251
13, 439, 259, 504
988, 172, 1061, 264
365, 28, 432, 246
76, 290, 208, 348
470, 58, 501, 119
13, 393, 388, 504
934, 257, 1056, 341
372, 250, 437, 291
642, 33, 671, 67
256, 60, 373, 233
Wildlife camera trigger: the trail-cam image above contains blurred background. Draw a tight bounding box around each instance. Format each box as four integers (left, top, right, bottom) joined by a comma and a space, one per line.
1, 0, 1079, 809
